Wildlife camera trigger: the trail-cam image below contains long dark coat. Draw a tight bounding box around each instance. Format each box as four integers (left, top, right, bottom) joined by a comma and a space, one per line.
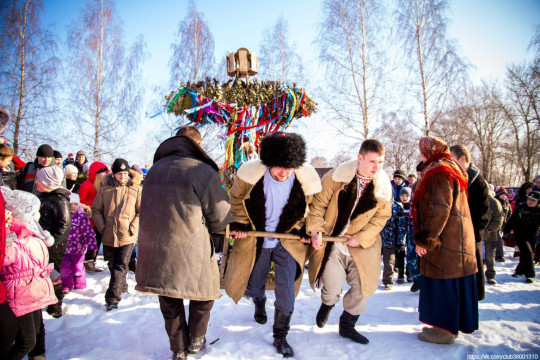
135, 136, 230, 301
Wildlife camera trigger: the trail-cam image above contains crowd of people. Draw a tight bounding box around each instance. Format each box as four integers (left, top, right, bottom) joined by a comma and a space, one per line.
0, 104, 539, 360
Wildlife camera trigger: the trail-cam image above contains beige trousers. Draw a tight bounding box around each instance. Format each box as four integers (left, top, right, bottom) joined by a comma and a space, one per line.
321, 249, 369, 315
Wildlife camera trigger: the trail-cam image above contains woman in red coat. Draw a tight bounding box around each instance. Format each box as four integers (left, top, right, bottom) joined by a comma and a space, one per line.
78, 162, 108, 272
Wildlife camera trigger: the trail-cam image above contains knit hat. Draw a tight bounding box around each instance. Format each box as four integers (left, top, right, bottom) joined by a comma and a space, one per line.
416, 161, 424, 172
132, 164, 143, 175
0, 187, 54, 247
400, 187, 412, 197
70, 193, 80, 204
69, 153, 73, 157
112, 158, 130, 174
76, 150, 86, 157
36, 166, 64, 190
53, 150, 62, 159
64, 164, 78, 177
259, 132, 306, 169
36, 144, 54, 158
0, 107, 10, 134
495, 187, 508, 197
393, 170, 407, 180
527, 191, 540, 201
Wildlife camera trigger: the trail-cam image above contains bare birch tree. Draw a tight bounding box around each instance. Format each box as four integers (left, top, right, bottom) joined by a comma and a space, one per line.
169, 0, 215, 86
379, 113, 419, 173
258, 17, 307, 85
493, 62, 540, 182
395, 0, 468, 135
65, 0, 146, 161
443, 83, 509, 183
316, 0, 389, 140
0, 0, 60, 158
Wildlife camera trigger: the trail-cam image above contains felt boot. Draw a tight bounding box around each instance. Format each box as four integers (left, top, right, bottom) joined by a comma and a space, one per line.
338, 311, 369, 344
273, 310, 294, 358
417, 327, 455, 344
316, 303, 334, 328
253, 296, 267, 324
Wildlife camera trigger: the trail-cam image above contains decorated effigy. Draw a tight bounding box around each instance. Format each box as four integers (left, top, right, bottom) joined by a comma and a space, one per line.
154, 48, 317, 287
155, 48, 316, 189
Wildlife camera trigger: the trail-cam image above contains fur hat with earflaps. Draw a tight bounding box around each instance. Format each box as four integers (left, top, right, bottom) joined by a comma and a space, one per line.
259, 132, 306, 169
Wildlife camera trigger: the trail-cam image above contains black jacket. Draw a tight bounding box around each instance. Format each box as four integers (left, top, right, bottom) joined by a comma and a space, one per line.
38, 187, 71, 248
504, 203, 540, 244
66, 178, 80, 193
1, 161, 17, 190
467, 164, 490, 242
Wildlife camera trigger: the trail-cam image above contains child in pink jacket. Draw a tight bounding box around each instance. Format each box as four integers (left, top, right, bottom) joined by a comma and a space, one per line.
0, 187, 57, 360
61, 193, 96, 293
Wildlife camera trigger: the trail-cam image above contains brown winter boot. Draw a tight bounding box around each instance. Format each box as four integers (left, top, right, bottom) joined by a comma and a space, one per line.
84, 260, 95, 272
417, 328, 455, 344
423, 326, 459, 338
92, 260, 103, 272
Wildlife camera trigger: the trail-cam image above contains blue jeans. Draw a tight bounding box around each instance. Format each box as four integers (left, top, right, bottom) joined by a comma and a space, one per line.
246, 243, 297, 316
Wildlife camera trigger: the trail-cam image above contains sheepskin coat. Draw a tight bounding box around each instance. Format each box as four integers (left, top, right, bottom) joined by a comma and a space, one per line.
135, 136, 231, 301
413, 174, 477, 279
91, 170, 142, 247
224, 159, 322, 303
306, 160, 392, 298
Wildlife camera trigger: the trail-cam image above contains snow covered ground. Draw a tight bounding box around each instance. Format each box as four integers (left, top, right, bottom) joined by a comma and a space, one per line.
44, 247, 540, 360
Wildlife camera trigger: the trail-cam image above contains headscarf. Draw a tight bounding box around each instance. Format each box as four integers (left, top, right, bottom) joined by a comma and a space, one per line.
412, 136, 469, 232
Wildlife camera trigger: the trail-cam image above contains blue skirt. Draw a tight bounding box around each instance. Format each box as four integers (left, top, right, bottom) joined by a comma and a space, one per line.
418, 274, 479, 335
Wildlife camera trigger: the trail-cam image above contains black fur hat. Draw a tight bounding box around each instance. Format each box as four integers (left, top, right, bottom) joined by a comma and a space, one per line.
259, 132, 306, 169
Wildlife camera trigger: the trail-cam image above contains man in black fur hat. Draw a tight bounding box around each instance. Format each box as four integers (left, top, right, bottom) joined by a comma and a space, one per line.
306, 139, 392, 344
224, 132, 321, 358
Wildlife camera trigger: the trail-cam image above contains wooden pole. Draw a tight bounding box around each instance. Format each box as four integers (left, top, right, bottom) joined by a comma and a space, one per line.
217, 230, 347, 243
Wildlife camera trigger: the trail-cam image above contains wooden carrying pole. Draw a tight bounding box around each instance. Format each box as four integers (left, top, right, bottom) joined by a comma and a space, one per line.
220, 228, 347, 243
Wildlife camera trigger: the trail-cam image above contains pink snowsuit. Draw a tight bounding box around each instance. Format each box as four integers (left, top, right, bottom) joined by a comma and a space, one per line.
0, 224, 57, 317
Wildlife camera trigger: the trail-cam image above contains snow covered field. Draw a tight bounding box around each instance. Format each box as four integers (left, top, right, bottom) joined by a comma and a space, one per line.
43, 248, 540, 360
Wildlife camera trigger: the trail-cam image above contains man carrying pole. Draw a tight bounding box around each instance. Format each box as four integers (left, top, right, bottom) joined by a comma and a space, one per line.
306, 139, 392, 344
224, 132, 321, 358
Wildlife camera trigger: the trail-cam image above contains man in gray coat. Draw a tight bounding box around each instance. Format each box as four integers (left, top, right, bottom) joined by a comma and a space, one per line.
135, 126, 231, 360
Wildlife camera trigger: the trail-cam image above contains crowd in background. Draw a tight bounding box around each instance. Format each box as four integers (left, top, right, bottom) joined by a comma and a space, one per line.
0, 102, 539, 359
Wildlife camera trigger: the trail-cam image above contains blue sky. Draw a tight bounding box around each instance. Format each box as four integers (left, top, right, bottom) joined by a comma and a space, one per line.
42, 0, 540, 85
40, 0, 540, 164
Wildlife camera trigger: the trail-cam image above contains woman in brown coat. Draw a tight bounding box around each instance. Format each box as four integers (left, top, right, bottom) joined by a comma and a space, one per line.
413, 136, 478, 344
91, 158, 141, 311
